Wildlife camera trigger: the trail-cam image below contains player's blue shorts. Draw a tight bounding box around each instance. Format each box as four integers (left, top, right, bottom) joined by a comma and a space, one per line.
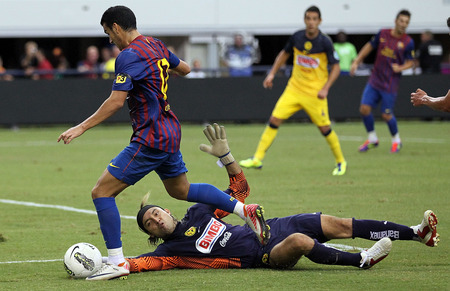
255, 212, 328, 267
361, 83, 397, 114
107, 141, 187, 185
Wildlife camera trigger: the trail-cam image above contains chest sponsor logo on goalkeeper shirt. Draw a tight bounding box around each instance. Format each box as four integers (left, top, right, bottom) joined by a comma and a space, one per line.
219, 231, 232, 247
296, 55, 319, 68
195, 218, 226, 254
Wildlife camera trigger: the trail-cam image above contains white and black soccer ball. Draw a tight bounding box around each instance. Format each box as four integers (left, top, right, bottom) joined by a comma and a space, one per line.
63, 242, 102, 278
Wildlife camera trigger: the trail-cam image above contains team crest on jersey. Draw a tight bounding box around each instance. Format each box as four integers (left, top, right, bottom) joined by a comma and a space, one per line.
304, 41, 313, 51
184, 226, 197, 237
195, 218, 226, 254
296, 55, 319, 68
262, 253, 269, 265
397, 41, 405, 49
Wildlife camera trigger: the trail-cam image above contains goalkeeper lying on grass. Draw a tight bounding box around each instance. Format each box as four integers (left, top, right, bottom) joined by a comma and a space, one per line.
125, 123, 439, 273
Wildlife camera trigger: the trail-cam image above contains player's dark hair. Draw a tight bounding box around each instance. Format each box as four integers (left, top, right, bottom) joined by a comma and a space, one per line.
396, 9, 411, 20
447, 17, 450, 28
100, 5, 137, 31
305, 5, 321, 19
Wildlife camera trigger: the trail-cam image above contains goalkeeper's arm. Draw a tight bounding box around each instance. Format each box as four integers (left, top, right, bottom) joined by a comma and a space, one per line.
199, 123, 235, 167
198, 123, 250, 219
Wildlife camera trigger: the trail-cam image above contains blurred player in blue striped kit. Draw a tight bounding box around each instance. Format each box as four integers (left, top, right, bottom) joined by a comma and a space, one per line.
350, 10, 415, 153
57, 6, 269, 280
124, 124, 439, 274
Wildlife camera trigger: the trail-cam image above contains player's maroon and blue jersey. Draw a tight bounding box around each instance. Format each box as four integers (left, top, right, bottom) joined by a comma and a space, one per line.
113, 35, 181, 153
368, 29, 414, 94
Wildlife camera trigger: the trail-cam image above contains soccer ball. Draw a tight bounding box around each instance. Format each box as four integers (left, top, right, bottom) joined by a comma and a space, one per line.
63, 242, 103, 278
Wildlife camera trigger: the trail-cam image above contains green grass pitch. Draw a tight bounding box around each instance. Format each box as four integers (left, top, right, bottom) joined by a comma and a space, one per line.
0, 121, 448, 290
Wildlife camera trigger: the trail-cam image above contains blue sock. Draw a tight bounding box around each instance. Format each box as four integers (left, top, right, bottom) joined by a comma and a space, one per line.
187, 183, 238, 213
352, 219, 414, 241
306, 239, 361, 267
386, 116, 398, 136
93, 197, 122, 249
362, 113, 375, 132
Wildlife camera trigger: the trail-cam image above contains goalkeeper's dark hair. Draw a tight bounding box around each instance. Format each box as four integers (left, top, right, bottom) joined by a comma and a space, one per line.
304, 5, 321, 19
100, 5, 137, 31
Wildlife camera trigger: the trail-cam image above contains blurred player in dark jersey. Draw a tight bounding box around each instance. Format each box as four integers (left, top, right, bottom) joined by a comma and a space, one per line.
239, 5, 346, 176
126, 124, 439, 273
350, 10, 415, 153
57, 6, 269, 280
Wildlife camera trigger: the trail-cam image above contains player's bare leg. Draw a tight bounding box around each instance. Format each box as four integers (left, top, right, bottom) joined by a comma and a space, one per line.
269, 233, 314, 268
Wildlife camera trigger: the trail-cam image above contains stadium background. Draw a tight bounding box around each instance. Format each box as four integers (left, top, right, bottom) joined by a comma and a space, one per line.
0, 0, 448, 126
0, 1, 449, 288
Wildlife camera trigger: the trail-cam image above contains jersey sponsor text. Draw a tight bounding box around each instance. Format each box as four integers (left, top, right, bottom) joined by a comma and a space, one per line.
196, 218, 226, 254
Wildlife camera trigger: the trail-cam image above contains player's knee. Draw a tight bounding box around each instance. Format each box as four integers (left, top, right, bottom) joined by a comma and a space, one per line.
268, 116, 282, 128
91, 185, 107, 199
166, 184, 189, 200
381, 113, 392, 121
168, 190, 188, 200
286, 233, 313, 253
359, 105, 371, 116
319, 126, 332, 136
91, 187, 98, 199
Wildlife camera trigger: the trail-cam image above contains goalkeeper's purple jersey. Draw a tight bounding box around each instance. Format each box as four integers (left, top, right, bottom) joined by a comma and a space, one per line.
139, 204, 262, 268
368, 29, 414, 94
112, 35, 181, 153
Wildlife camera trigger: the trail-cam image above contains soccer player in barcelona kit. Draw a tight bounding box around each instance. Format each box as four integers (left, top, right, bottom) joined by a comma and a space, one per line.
350, 10, 415, 153
239, 6, 347, 176
125, 124, 439, 274
57, 6, 269, 280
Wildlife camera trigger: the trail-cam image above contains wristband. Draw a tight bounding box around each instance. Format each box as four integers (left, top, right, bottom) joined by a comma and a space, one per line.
217, 152, 235, 167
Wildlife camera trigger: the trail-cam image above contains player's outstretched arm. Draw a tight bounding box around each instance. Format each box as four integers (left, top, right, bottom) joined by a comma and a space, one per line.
411, 88, 450, 112
57, 91, 127, 144
263, 50, 290, 89
350, 42, 373, 76
199, 123, 235, 166
199, 123, 249, 219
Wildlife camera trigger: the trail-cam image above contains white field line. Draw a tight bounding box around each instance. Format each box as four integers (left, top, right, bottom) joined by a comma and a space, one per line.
0, 259, 63, 264
324, 243, 365, 252
0, 135, 447, 148
338, 136, 448, 144
0, 199, 135, 220
0, 198, 364, 265
0, 139, 126, 148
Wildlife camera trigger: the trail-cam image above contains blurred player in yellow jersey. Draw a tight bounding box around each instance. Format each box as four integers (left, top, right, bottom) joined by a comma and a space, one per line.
240, 5, 346, 175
